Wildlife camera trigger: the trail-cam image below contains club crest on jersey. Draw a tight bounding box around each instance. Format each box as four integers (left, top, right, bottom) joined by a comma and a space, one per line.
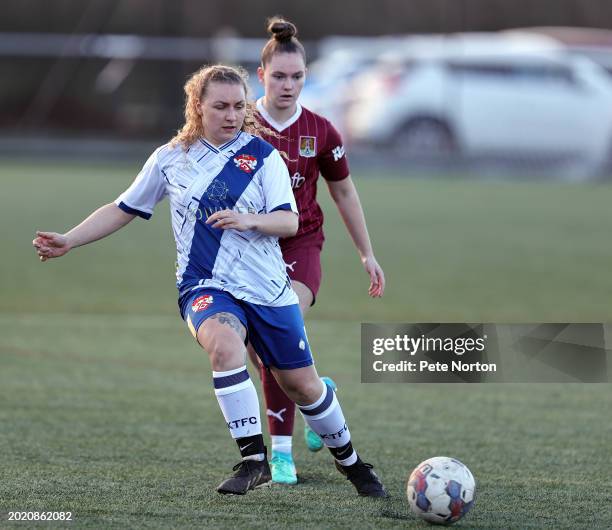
234, 154, 258, 173
192, 295, 213, 312
299, 136, 317, 158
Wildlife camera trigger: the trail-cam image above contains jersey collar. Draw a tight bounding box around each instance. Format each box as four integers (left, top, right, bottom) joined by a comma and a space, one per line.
199, 131, 242, 154
256, 97, 302, 132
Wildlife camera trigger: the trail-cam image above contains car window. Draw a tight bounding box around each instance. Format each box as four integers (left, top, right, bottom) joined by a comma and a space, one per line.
447, 61, 576, 87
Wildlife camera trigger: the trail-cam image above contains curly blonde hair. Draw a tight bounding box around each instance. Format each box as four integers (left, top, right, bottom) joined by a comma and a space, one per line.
171, 64, 275, 149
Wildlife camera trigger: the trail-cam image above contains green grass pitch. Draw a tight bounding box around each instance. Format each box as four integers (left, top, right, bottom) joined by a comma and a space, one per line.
1, 160, 612, 528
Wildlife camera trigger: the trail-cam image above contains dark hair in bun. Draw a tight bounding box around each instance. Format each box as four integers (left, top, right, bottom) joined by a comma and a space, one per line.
261, 16, 306, 66
268, 18, 297, 41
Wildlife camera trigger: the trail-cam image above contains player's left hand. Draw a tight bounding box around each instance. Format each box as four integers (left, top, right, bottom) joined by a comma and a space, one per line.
206, 209, 254, 232
362, 255, 385, 297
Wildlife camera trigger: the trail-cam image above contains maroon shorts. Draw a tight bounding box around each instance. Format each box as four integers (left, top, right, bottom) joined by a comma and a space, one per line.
280, 231, 324, 304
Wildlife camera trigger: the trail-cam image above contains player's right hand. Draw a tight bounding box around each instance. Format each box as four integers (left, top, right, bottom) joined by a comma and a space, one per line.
32, 231, 71, 262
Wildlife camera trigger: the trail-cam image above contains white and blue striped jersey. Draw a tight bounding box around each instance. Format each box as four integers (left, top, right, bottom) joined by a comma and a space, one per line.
115, 132, 299, 307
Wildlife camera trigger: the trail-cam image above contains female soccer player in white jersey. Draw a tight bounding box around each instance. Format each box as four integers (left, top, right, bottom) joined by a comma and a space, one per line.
32, 65, 387, 497
250, 18, 386, 485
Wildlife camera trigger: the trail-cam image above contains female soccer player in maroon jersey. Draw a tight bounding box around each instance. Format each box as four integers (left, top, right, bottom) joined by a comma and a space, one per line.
252, 17, 386, 485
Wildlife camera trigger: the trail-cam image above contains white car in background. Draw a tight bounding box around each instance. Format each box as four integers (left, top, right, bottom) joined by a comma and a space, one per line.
299, 47, 384, 136
345, 33, 612, 174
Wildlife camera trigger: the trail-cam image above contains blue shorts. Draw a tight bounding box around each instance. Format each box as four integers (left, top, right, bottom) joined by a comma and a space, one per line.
179, 289, 313, 370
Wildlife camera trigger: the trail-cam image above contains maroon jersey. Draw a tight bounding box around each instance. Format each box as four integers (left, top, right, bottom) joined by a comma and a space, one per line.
255, 100, 350, 242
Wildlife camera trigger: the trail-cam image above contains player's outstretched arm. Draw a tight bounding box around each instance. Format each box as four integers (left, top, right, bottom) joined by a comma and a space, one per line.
327, 176, 385, 297
206, 209, 298, 238
33, 203, 136, 262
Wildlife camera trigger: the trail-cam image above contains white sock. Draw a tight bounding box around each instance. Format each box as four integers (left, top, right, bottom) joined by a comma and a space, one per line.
298, 383, 356, 465
213, 366, 262, 442
271, 435, 292, 455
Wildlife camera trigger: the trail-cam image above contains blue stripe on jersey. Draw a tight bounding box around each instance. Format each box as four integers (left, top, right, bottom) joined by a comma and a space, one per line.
270, 280, 291, 304
213, 368, 249, 389
270, 202, 292, 213
199, 132, 241, 154
117, 201, 151, 220
199, 138, 220, 153
220, 133, 243, 152
180, 137, 274, 291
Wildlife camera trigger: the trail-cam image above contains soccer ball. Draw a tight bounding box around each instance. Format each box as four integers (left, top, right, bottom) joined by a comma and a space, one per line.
407, 456, 475, 525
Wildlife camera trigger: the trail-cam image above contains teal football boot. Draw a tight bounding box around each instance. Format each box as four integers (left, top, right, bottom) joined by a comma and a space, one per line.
270, 450, 298, 485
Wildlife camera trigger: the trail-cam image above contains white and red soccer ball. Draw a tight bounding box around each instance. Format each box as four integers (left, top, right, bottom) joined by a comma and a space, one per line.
407, 456, 475, 525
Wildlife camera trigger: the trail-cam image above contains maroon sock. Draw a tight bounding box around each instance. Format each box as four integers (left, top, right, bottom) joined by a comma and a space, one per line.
260, 365, 296, 437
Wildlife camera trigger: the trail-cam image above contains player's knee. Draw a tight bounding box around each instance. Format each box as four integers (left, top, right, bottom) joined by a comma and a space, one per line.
207, 346, 229, 370
199, 327, 245, 371
284, 377, 324, 406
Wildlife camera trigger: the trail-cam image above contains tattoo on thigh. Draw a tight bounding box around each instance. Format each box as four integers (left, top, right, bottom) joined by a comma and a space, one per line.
210, 312, 246, 340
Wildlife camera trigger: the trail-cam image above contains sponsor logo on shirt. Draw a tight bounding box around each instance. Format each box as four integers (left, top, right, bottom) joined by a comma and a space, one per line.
192, 295, 213, 312
332, 145, 345, 161
299, 136, 317, 158
290, 172, 305, 189
206, 180, 229, 202
234, 154, 258, 173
